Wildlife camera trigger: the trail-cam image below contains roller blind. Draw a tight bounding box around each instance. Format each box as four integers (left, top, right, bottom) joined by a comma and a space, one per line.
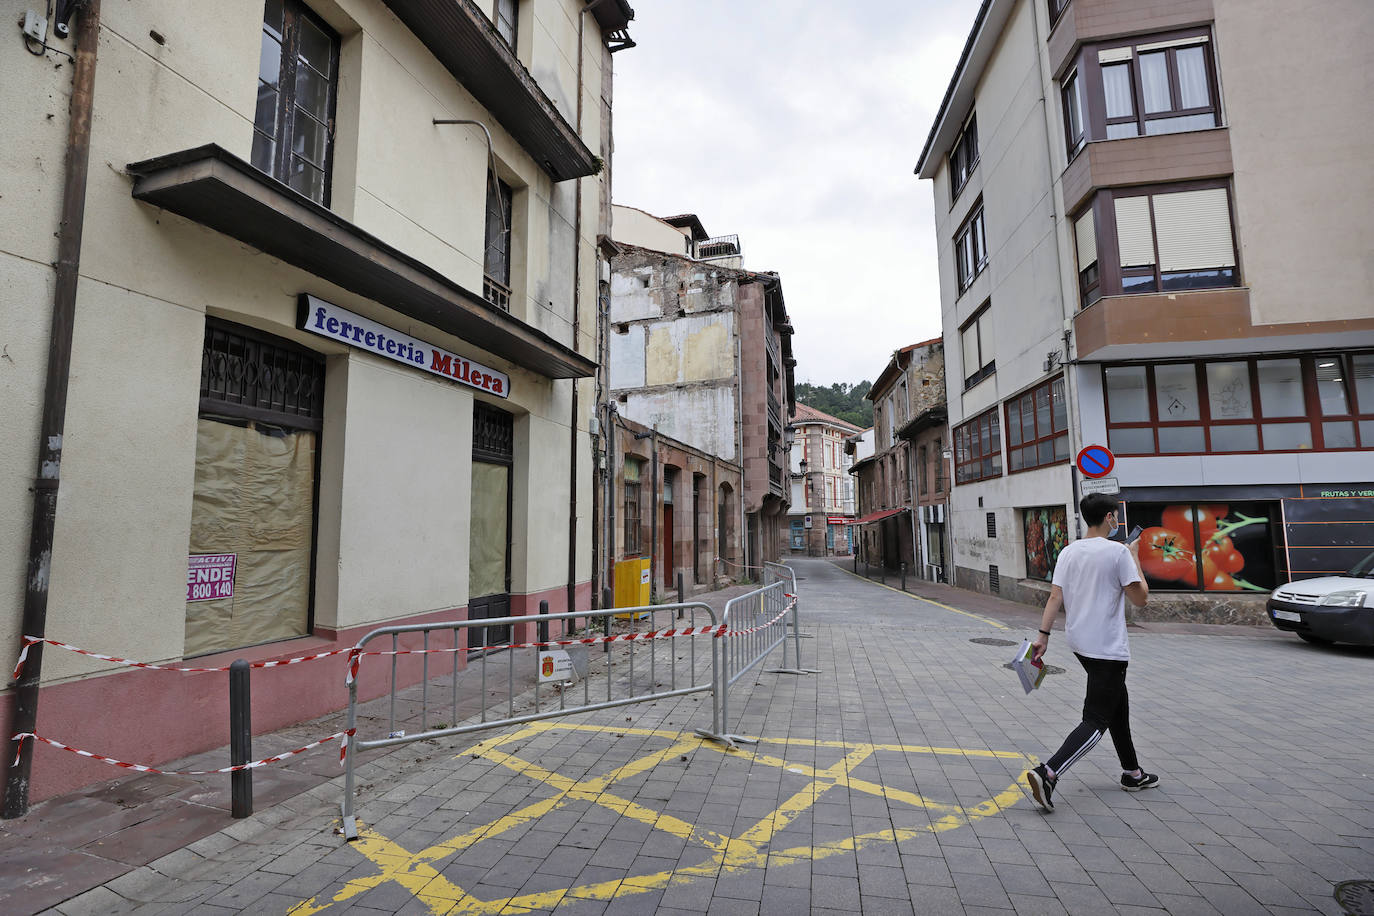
1136, 35, 1209, 53
1114, 196, 1155, 267
1152, 188, 1235, 270
1098, 47, 1133, 63
1074, 211, 1098, 269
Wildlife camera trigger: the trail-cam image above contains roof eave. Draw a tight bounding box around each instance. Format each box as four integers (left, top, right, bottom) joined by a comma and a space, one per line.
914, 0, 1014, 180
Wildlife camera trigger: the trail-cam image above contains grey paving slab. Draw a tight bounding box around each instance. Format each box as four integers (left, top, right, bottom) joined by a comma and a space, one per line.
26, 559, 1374, 916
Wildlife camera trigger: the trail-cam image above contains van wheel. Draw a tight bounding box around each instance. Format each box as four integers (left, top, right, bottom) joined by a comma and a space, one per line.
1298, 632, 1332, 646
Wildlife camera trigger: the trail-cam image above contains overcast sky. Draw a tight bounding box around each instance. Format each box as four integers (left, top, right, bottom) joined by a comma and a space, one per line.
610, 0, 983, 386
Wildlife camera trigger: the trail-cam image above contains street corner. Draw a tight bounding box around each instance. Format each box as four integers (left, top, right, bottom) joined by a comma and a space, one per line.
289, 722, 1037, 915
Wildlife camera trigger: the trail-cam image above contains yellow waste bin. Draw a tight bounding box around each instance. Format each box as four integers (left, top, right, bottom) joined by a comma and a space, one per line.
613, 557, 651, 617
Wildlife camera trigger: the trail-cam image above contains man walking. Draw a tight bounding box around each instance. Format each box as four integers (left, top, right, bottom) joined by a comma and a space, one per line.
1025, 492, 1157, 812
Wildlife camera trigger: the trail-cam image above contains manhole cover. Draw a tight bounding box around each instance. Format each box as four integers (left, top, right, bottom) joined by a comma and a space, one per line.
970, 637, 1017, 647
1002, 661, 1065, 675
1336, 880, 1374, 916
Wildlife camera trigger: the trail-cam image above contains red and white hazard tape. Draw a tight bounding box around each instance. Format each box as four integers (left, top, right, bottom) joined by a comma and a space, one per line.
723, 599, 797, 638
9, 728, 356, 773
344, 622, 730, 684
10, 636, 356, 682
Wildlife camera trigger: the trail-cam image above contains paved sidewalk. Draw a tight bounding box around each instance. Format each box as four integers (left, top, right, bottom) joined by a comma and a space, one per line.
0, 582, 759, 915
12, 560, 1374, 914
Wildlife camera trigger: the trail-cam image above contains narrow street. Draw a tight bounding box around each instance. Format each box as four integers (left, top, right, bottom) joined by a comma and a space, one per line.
27, 558, 1374, 915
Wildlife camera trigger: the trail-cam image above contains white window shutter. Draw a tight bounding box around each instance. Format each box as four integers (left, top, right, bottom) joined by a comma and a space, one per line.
1152, 188, 1235, 270
1074, 211, 1098, 270
1114, 196, 1155, 267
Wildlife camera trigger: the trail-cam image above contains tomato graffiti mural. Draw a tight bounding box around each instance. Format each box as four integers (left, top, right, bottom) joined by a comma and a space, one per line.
1129, 502, 1277, 592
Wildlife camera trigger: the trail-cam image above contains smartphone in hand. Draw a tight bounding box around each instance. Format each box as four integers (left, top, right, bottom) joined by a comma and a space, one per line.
1125, 525, 1143, 544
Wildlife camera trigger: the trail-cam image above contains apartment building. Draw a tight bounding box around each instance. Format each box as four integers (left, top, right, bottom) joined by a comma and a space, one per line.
3, 0, 631, 805
606, 207, 796, 584
916, 0, 1374, 619
787, 404, 861, 556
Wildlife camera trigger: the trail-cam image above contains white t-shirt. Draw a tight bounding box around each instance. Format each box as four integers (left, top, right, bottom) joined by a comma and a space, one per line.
1051, 536, 1142, 661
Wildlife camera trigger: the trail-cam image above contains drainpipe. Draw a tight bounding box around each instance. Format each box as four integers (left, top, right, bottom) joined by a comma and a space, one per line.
566, 7, 588, 624
4, 0, 102, 820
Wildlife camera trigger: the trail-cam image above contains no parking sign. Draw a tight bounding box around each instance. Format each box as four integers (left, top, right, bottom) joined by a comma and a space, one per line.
1075, 444, 1115, 479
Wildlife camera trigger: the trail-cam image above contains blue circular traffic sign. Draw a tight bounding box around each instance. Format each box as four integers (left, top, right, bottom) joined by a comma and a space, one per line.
1076, 444, 1115, 478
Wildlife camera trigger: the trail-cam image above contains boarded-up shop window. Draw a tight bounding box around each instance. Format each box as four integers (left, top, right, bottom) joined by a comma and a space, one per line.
187, 320, 323, 657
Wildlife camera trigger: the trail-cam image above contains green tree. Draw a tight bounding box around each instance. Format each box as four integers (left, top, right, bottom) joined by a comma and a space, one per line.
794, 381, 873, 429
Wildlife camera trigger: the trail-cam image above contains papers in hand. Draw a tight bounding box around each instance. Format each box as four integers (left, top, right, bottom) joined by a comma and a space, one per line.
1012, 639, 1047, 694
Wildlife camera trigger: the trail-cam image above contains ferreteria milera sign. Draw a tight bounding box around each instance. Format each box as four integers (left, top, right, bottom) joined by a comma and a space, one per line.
298, 295, 510, 398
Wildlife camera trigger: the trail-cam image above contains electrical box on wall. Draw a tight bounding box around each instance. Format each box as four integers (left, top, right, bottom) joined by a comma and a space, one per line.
22, 9, 49, 43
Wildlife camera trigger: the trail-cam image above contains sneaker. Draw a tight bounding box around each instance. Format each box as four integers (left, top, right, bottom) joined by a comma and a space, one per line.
1121, 771, 1160, 791
1026, 764, 1056, 812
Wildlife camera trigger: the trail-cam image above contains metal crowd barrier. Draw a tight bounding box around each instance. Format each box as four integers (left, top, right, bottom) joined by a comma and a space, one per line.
340, 602, 718, 840
696, 562, 818, 748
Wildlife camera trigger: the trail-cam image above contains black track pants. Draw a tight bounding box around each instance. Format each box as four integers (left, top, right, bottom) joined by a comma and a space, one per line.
1045, 653, 1139, 776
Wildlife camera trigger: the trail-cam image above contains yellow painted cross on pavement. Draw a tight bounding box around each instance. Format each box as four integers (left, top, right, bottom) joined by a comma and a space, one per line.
289, 723, 1033, 915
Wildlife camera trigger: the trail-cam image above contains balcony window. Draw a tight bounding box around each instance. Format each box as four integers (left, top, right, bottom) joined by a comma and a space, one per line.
1089, 31, 1219, 141
251, 0, 339, 206
1006, 377, 1069, 472
484, 173, 514, 311
954, 408, 1002, 484
623, 458, 642, 556
1104, 353, 1374, 454
949, 114, 979, 202
955, 204, 988, 293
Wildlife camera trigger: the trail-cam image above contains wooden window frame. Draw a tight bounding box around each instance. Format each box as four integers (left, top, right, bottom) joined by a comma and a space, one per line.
1005, 376, 1070, 473
960, 301, 996, 390
251, 0, 340, 207
954, 407, 1003, 485
954, 202, 988, 294
949, 113, 979, 203
1103, 352, 1374, 456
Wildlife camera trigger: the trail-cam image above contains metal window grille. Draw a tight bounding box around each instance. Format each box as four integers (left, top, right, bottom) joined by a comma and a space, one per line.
987, 512, 997, 538
472, 402, 514, 465
200, 319, 324, 430
989, 564, 1000, 593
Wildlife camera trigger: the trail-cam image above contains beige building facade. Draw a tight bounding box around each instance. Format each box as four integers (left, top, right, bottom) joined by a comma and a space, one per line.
3, 0, 632, 804
918, 0, 1374, 618
787, 403, 861, 557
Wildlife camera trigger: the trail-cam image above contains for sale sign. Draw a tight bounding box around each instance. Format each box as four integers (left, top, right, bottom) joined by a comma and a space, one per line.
187, 554, 236, 602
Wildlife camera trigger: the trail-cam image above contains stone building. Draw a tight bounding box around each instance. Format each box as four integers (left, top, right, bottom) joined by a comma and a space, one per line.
2, 0, 631, 805
605, 207, 796, 585
850, 340, 946, 574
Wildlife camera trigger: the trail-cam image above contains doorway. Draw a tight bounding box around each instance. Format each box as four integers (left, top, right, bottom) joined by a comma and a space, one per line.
469, 402, 513, 648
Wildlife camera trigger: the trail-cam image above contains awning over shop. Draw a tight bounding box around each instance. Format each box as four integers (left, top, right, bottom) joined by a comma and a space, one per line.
853, 507, 909, 525
126, 145, 596, 379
